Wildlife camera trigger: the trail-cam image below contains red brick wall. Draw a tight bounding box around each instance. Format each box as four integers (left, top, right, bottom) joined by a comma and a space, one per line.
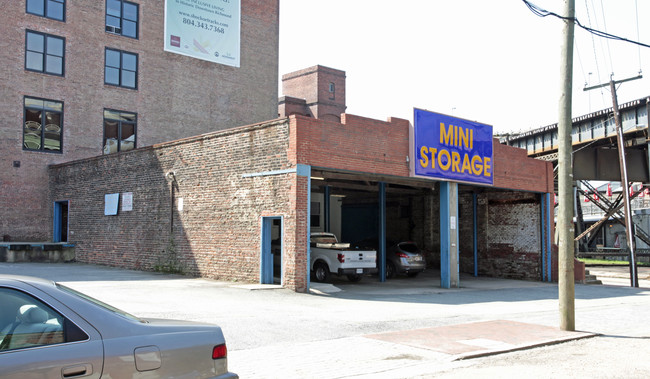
49, 119, 310, 291
2, 0, 279, 241
292, 114, 411, 175
492, 140, 554, 193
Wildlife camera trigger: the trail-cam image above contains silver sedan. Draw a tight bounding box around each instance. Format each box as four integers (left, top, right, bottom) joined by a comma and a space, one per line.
0, 275, 237, 379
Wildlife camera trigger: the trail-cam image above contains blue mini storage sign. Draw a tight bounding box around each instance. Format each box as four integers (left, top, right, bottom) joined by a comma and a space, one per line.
414, 108, 493, 185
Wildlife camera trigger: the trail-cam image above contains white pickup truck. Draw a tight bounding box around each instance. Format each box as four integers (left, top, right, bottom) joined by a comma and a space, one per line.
310, 232, 377, 282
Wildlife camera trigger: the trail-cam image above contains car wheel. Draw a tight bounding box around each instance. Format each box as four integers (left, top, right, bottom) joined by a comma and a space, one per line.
347, 274, 362, 282
406, 272, 419, 278
386, 261, 396, 279
313, 262, 330, 282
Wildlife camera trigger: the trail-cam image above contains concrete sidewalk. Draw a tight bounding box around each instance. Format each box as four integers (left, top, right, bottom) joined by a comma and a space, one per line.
229, 320, 594, 378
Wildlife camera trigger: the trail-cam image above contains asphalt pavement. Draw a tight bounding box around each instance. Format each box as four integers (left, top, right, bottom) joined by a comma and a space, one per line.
1, 262, 649, 378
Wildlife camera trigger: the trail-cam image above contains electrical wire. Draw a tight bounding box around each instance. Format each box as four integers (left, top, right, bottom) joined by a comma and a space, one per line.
635, 0, 643, 74
522, 0, 650, 49
598, 0, 615, 75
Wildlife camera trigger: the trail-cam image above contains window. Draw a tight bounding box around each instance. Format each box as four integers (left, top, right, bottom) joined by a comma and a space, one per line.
25, 30, 64, 76
328, 83, 335, 100
106, 0, 139, 39
103, 109, 136, 154
0, 287, 87, 351
26, 0, 65, 21
23, 97, 63, 153
104, 48, 137, 89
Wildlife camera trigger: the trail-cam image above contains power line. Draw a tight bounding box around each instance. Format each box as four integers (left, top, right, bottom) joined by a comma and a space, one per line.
522, 0, 650, 49
635, 0, 643, 73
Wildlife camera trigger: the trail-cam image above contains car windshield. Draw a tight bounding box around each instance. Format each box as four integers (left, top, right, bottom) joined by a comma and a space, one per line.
56, 283, 145, 323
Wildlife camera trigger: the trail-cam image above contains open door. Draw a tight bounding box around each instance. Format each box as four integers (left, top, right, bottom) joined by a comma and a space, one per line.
53, 201, 69, 243
260, 217, 282, 284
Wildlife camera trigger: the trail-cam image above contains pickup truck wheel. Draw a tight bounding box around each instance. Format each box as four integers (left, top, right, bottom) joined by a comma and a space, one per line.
313, 262, 330, 282
386, 261, 396, 279
346, 274, 362, 282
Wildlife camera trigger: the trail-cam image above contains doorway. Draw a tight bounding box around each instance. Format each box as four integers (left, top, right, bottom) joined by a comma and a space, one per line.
53, 201, 69, 243
260, 216, 282, 284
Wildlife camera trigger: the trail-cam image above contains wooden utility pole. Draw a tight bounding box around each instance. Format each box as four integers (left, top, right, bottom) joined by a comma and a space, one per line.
558, 0, 575, 331
584, 74, 642, 288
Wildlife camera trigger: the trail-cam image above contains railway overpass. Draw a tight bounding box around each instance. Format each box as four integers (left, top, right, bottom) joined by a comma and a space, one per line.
499, 96, 650, 255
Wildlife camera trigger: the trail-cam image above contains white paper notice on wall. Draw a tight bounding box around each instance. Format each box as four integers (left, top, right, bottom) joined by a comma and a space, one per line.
122, 192, 133, 212
178, 198, 184, 212
104, 193, 119, 216
450, 216, 457, 230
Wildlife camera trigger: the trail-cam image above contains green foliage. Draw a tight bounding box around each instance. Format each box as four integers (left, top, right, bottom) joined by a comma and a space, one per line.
578, 257, 650, 267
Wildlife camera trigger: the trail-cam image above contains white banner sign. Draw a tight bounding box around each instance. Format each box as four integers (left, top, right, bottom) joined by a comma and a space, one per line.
164, 0, 240, 67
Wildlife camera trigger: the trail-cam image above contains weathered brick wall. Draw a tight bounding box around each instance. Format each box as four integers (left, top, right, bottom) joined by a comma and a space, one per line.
480, 191, 542, 280
2, 0, 279, 241
49, 119, 310, 291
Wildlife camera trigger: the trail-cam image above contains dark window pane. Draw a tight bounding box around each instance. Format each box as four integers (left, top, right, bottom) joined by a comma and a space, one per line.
46, 0, 64, 20
122, 20, 136, 38
107, 0, 121, 17
121, 123, 135, 139
26, 33, 44, 53
46, 56, 63, 75
120, 120, 135, 151
104, 120, 119, 154
105, 67, 120, 85
104, 121, 119, 138
47, 37, 64, 56
123, 2, 137, 21
121, 53, 136, 71
121, 70, 136, 88
105, 49, 120, 68
26, 0, 45, 16
26, 51, 44, 71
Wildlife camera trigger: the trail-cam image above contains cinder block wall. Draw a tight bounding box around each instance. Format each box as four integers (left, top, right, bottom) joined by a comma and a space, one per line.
49, 119, 310, 291
2, 0, 279, 241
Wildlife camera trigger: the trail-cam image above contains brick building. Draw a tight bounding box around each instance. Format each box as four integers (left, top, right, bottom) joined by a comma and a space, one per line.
1, 0, 279, 241
47, 65, 555, 292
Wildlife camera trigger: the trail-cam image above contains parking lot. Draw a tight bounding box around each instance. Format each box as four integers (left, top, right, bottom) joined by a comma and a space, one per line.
2, 262, 650, 377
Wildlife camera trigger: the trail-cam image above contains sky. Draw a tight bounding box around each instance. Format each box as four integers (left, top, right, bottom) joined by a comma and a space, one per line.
278, 0, 650, 135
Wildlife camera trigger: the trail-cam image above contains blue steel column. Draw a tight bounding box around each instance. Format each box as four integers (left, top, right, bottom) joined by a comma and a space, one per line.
324, 186, 331, 233
546, 193, 553, 282
473, 193, 478, 277
440, 181, 459, 288
379, 182, 387, 282
541, 193, 547, 281
296, 164, 312, 290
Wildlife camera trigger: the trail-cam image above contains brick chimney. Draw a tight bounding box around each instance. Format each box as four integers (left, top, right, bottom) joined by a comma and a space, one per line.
279, 65, 346, 122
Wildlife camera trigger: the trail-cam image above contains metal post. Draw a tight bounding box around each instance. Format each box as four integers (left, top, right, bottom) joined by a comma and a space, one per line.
557, 0, 575, 331
378, 182, 386, 283
324, 186, 331, 233
473, 192, 478, 277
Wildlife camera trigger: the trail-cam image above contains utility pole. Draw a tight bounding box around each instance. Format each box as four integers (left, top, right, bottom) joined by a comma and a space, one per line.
584, 74, 642, 287
557, 0, 576, 331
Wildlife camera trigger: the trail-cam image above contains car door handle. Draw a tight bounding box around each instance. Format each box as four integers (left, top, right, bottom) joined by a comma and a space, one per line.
62, 363, 93, 378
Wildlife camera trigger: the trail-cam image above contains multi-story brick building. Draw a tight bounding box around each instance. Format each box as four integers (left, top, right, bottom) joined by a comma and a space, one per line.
1, 0, 279, 241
